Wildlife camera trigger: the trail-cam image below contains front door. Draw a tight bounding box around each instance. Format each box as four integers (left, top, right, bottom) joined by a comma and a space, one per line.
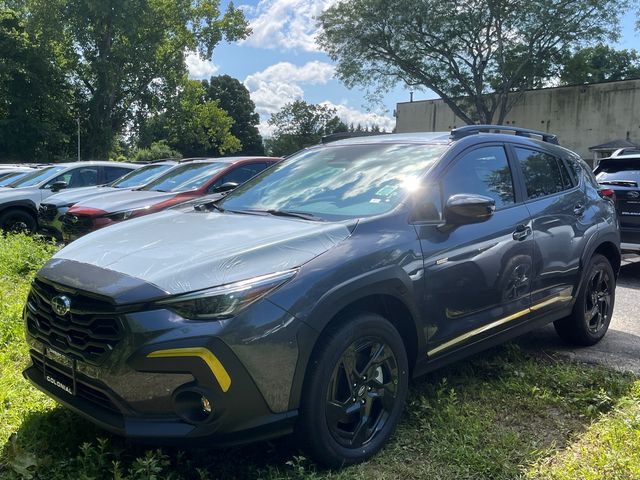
415, 145, 534, 358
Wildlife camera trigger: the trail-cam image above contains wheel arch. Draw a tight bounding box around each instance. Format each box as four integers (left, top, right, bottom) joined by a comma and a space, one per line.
289, 269, 423, 410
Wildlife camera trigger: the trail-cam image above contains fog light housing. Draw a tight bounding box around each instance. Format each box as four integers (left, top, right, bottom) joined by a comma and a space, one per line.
174, 390, 214, 424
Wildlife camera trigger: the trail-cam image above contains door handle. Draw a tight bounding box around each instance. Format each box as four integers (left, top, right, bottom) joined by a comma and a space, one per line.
573, 203, 585, 215
512, 224, 532, 241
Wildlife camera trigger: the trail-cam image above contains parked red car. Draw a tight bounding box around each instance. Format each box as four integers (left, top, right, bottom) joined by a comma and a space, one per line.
62, 157, 279, 242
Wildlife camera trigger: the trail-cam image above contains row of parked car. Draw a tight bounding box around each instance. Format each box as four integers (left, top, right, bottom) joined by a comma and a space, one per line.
0, 156, 279, 241
5, 127, 638, 467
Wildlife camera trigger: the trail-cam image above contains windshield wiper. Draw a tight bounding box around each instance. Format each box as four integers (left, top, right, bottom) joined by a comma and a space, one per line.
265, 209, 325, 221
599, 180, 638, 187
194, 199, 225, 212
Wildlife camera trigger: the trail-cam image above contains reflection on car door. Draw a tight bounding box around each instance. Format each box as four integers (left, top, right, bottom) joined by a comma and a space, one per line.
514, 146, 591, 313
416, 145, 534, 358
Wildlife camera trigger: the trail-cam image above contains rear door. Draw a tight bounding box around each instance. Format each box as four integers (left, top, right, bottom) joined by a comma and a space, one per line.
595, 160, 640, 247
512, 146, 587, 312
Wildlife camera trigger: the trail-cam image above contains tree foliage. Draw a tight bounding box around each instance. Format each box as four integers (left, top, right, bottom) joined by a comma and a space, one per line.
0, 8, 76, 161
24, 0, 249, 159
202, 75, 264, 155
560, 44, 640, 85
131, 141, 181, 163
265, 101, 347, 156
319, 0, 630, 125
138, 80, 241, 158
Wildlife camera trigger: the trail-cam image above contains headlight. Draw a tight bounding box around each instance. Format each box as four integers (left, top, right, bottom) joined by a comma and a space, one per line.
156, 269, 297, 320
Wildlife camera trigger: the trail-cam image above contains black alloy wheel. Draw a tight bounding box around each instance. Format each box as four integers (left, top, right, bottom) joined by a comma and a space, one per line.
584, 265, 613, 335
297, 312, 409, 467
326, 338, 400, 448
554, 254, 615, 346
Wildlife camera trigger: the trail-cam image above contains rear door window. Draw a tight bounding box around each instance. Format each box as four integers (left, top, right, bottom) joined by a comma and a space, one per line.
515, 148, 573, 199
103, 166, 134, 183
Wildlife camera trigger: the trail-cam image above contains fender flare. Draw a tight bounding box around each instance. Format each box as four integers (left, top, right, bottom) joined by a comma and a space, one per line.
288, 265, 424, 410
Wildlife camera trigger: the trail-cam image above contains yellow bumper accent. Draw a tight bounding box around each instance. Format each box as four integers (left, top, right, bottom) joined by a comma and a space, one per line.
147, 347, 231, 392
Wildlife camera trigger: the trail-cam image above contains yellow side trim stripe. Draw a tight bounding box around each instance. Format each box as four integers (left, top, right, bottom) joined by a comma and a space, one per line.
428, 294, 572, 357
147, 347, 231, 392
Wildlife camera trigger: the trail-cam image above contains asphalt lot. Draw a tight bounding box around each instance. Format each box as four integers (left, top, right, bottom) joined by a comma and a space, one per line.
519, 257, 640, 374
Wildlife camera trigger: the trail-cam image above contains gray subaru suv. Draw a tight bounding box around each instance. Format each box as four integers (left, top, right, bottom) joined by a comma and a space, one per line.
23, 126, 620, 467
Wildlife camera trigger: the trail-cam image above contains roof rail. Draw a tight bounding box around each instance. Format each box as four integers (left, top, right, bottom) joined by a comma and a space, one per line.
450, 125, 559, 145
129, 157, 181, 164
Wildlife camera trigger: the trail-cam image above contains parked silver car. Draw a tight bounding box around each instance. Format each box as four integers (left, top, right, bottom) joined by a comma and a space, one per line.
0, 161, 138, 232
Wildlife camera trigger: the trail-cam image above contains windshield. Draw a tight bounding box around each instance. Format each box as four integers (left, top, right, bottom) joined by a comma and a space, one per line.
8, 166, 66, 188
142, 162, 226, 192
0, 171, 30, 186
113, 163, 174, 189
220, 143, 448, 220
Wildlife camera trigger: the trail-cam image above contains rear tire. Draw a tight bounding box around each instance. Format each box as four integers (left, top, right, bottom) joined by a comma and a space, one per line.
297, 313, 409, 468
554, 254, 615, 346
0, 209, 36, 233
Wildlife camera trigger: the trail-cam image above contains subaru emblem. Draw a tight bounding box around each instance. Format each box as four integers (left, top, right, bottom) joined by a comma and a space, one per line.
51, 295, 71, 316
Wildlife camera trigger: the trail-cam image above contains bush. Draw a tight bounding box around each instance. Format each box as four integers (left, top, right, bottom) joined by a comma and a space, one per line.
131, 141, 182, 163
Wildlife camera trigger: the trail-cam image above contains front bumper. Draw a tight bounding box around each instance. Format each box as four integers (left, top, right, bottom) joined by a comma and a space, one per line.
23, 271, 305, 445
38, 206, 68, 239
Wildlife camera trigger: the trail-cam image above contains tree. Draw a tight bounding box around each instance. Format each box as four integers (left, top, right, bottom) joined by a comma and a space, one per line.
25, 0, 249, 159
0, 8, 77, 161
318, 0, 630, 125
264, 101, 348, 156
560, 44, 640, 85
202, 75, 264, 155
137, 79, 241, 157
131, 141, 181, 163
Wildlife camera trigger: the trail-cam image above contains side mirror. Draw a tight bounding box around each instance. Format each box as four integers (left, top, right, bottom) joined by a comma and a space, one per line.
212, 182, 239, 194
50, 181, 68, 192
444, 194, 495, 225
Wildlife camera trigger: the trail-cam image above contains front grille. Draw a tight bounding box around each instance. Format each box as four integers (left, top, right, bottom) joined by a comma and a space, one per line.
30, 353, 121, 414
38, 204, 58, 222
62, 214, 93, 238
25, 279, 123, 365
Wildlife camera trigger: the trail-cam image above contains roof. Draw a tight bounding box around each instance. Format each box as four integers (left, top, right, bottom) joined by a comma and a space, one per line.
324, 132, 452, 146
187, 156, 280, 164
589, 139, 639, 151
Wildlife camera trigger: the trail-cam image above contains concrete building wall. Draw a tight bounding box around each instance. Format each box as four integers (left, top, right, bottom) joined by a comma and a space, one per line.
395, 79, 640, 159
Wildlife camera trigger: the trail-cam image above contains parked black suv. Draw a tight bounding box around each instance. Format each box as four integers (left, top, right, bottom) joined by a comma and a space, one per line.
23, 126, 619, 467
594, 147, 640, 254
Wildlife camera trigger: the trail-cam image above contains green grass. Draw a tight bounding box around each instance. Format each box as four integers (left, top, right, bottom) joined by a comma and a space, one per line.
0, 233, 639, 479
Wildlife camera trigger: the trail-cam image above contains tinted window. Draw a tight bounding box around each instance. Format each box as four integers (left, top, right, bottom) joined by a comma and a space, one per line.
44, 167, 99, 189
516, 148, 572, 199
9, 166, 66, 188
112, 163, 173, 188
595, 160, 640, 185
104, 166, 134, 183
442, 146, 515, 209
220, 144, 448, 220
222, 163, 268, 185
143, 162, 226, 192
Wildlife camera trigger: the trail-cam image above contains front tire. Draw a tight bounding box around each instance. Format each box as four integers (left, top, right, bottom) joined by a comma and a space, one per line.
297, 313, 409, 468
0, 209, 37, 233
554, 254, 615, 346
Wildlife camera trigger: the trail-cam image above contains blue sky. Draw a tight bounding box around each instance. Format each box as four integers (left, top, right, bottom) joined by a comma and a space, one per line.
185, 1, 640, 136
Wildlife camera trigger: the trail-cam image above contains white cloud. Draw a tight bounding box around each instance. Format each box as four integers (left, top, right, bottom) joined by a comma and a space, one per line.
185, 51, 218, 79
321, 101, 396, 132
244, 61, 335, 132
241, 0, 338, 52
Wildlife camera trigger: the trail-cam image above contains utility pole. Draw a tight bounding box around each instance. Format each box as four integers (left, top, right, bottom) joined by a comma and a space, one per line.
77, 117, 81, 162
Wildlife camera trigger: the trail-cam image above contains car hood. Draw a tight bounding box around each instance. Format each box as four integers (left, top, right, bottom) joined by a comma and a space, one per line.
43, 186, 120, 207
70, 189, 179, 214
49, 209, 351, 296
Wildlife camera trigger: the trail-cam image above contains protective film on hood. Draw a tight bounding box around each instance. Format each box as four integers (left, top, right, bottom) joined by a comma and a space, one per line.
54, 209, 351, 295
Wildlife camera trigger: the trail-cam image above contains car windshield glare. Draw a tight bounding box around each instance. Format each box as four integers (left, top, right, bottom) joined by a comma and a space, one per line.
0, 171, 29, 186
220, 143, 448, 220
142, 162, 226, 192
113, 163, 173, 188
9, 166, 66, 188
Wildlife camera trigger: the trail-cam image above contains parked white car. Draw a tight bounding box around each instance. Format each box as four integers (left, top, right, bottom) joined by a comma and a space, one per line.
0, 161, 138, 232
